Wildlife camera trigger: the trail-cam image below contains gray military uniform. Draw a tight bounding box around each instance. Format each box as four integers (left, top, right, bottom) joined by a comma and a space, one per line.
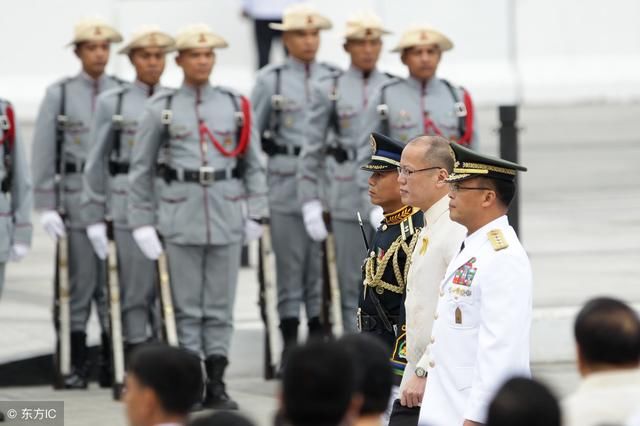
0, 98, 33, 293
128, 82, 268, 357
298, 65, 392, 331
251, 57, 339, 322
360, 75, 478, 146
357, 75, 479, 216
82, 81, 160, 344
32, 72, 123, 332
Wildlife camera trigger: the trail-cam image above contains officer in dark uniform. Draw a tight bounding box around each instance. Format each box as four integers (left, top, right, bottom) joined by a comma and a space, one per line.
358, 132, 423, 391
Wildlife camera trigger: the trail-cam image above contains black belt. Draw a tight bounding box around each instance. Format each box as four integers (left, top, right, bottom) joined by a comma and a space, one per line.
108, 161, 129, 175
326, 146, 357, 164
64, 162, 85, 173
358, 313, 400, 332
261, 137, 301, 157
158, 165, 240, 185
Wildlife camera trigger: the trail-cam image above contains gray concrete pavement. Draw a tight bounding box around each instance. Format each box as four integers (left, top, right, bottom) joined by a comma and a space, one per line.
1, 103, 639, 424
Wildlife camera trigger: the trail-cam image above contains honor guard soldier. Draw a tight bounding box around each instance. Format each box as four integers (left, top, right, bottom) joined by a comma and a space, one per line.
297, 11, 393, 333
251, 4, 338, 359
359, 133, 423, 398
0, 98, 32, 294
419, 143, 531, 426
82, 27, 175, 355
31, 18, 124, 389
128, 24, 268, 410
361, 26, 478, 148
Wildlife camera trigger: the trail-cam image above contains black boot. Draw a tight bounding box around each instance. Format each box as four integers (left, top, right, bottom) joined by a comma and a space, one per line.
307, 316, 327, 340
98, 332, 113, 388
278, 318, 299, 375
202, 355, 238, 410
64, 331, 88, 389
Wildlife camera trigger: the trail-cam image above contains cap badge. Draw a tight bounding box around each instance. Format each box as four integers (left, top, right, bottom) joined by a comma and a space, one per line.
94, 26, 102, 36
420, 31, 428, 41
369, 135, 377, 154
198, 33, 206, 43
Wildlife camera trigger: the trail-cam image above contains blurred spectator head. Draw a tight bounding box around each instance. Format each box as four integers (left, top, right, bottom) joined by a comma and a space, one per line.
281, 339, 361, 426
339, 333, 393, 418
487, 377, 561, 426
574, 297, 640, 376
188, 411, 255, 426
124, 344, 203, 426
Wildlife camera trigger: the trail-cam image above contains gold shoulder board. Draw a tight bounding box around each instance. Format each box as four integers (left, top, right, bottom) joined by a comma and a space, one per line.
488, 229, 509, 251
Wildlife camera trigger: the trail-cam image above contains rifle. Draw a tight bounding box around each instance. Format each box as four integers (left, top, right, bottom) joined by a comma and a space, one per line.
105, 223, 125, 399
257, 219, 280, 379
156, 251, 179, 347
321, 212, 343, 337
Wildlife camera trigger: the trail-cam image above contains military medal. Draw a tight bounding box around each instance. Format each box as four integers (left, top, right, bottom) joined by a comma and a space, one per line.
452, 257, 477, 286
224, 135, 233, 147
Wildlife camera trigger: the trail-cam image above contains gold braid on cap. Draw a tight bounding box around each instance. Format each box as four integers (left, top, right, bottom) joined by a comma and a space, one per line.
456, 162, 517, 176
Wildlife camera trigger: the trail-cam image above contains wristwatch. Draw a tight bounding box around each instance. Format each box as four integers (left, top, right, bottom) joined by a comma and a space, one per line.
415, 366, 427, 378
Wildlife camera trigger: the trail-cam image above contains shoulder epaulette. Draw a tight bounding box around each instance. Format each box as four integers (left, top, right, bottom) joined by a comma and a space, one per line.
109, 75, 127, 85
319, 62, 341, 73
318, 68, 343, 81
52, 76, 73, 88
380, 77, 402, 90
256, 63, 285, 79
487, 229, 509, 251
216, 85, 241, 98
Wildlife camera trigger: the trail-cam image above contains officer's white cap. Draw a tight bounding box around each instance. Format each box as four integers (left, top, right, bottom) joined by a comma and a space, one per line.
170, 23, 228, 52
68, 18, 122, 46
269, 4, 332, 32
344, 11, 391, 40
118, 26, 175, 55
391, 26, 454, 53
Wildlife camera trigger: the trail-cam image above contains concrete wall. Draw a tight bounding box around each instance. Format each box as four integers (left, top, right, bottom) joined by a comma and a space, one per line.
1, 0, 639, 118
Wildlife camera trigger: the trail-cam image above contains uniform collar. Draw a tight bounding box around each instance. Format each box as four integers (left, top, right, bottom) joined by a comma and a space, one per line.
578, 368, 640, 392
348, 64, 377, 79
462, 215, 509, 253
78, 71, 108, 87
180, 81, 213, 99
384, 205, 418, 225
286, 55, 315, 73
406, 75, 437, 92
133, 79, 160, 96
423, 195, 450, 227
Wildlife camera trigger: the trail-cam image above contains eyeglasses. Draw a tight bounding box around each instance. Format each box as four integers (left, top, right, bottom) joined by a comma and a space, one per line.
397, 165, 442, 177
448, 182, 493, 193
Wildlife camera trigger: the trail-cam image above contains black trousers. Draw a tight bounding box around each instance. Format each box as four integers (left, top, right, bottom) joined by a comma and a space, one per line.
254, 18, 285, 69
388, 399, 420, 426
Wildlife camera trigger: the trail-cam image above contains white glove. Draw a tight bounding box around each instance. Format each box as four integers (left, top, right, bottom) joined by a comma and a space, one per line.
302, 200, 328, 242
369, 206, 384, 229
244, 219, 264, 243
132, 226, 163, 260
40, 210, 66, 240
9, 243, 29, 262
86, 222, 108, 260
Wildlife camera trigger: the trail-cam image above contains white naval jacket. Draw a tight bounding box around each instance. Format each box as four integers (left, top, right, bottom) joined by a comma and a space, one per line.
562, 369, 640, 426
400, 195, 466, 392
419, 215, 532, 426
